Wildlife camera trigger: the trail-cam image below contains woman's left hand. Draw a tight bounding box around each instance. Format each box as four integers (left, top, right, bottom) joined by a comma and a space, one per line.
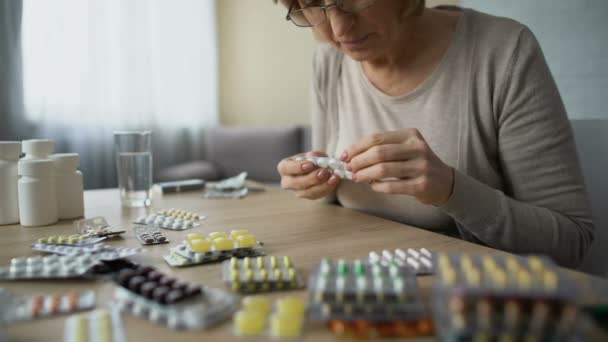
341, 129, 455, 207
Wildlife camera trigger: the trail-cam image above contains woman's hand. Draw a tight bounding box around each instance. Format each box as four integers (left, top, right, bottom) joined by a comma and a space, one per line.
277, 151, 340, 200
341, 129, 455, 206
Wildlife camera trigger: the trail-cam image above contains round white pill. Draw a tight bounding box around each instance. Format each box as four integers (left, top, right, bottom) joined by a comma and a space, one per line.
316, 157, 329, 168
172, 222, 181, 230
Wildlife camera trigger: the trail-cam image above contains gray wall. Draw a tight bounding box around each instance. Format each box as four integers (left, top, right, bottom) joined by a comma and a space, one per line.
462, 0, 608, 120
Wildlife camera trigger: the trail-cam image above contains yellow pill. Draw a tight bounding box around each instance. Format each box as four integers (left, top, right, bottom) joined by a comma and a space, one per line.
236, 234, 256, 248
233, 310, 266, 336
283, 256, 292, 268
231, 272, 240, 283
245, 269, 254, 282
243, 257, 251, 269
288, 268, 297, 282
209, 232, 228, 240
38, 238, 47, 243
543, 270, 557, 290
276, 297, 306, 316
256, 256, 264, 269
72, 316, 89, 342
213, 238, 234, 251
274, 268, 282, 281
186, 233, 205, 243
230, 230, 250, 239
518, 269, 531, 289
259, 269, 268, 281
528, 257, 544, 271
270, 256, 278, 269
58, 235, 69, 243
230, 257, 238, 269
269, 313, 303, 338
47, 236, 58, 243
242, 296, 272, 316
68, 237, 79, 244
190, 239, 211, 253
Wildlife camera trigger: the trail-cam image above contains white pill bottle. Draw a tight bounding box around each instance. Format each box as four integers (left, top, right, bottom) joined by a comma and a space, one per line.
18, 159, 58, 226
50, 153, 84, 219
0, 142, 22, 225
20, 139, 55, 162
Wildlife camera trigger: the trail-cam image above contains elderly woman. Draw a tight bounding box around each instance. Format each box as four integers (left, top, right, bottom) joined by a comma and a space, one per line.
276, 0, 594, 267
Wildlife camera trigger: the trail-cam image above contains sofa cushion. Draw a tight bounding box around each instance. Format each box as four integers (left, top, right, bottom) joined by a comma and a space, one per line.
204, 126, 303, 182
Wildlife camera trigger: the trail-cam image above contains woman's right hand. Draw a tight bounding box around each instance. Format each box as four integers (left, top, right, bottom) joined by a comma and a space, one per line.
277, 151, 340, 200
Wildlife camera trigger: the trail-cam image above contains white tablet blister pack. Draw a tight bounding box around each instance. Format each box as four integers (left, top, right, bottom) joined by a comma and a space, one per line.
0, 255, 101, 280
134, 209, 206, 231
293, 156, 353, 180
0, 288, 96, 323
369, 248, 434, 275
32, 243, 145, 261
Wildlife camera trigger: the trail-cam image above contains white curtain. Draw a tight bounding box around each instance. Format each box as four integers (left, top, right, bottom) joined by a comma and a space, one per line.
20, 0, 218, 188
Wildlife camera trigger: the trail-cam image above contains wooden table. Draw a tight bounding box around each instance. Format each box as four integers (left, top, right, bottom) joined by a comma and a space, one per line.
1, 188, 605, 341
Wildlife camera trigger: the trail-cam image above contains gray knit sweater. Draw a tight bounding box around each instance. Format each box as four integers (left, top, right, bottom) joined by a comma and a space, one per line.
311, 8, 594, 267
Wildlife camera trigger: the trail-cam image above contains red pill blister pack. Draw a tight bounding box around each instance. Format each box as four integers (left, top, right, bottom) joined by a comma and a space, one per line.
134, 225, 169, 245
0, 288, 95, 323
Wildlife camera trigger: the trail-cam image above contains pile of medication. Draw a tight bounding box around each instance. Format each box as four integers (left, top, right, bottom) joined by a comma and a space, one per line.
0, 255, 101, 280
113, 265, 239, 330
369, 247, 434, 275
165, 230, 264, 267
64, 309, 125, 342
222, 256, 303, 293
0, 288, 95, 323
233, 296, 306, 338
134, 225, 169, 245
307, 258, 433, 338
134, 209, 205, 231
293, 156, 353, 180
32, 243, 145, 261
433, 254, 579, 341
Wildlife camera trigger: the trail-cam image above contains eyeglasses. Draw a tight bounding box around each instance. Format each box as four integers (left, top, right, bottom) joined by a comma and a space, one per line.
286, 0, 379, 27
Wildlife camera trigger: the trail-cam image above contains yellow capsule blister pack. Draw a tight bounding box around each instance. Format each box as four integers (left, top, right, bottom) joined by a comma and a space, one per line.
233, 296, 306, 338
222, 256, 304, 293
165, 230, 265, 267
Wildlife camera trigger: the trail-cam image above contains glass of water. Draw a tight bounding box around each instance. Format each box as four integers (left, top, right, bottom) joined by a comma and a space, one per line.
114, 131, 152, 207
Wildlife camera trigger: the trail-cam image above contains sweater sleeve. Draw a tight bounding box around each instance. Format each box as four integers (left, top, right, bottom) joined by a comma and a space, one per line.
439, 27, 594, 268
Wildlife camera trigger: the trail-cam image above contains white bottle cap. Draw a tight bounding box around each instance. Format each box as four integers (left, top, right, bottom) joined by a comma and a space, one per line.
50, 153, 80, 170
22, 139, 55, 157
0, 142, 21, 160
18, 159, 54, 177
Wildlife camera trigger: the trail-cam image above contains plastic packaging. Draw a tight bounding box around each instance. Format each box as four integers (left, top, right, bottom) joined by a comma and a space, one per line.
75, 216, 125, 238
64, 309, 125, 342
31, 243, 145, 261
433, 253, 579, 341
37, 234, 106, 246
0, 142, 21, 225
0, 288, 95, 323
369, 247, 434, 275
167, 232, 265, 267
50, 153, 84, 219
293, 156, 353, 180
134, 225, 169, 245
112, 266, 239, 330
0, 254, 101, 280
222, 256, 304, 293
307, 258, 432, 337
134, 209, 205, 231
18, 159, 58, 226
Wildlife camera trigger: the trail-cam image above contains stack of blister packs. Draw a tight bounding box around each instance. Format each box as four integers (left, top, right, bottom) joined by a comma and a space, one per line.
433, 253, 580, 341
307, 258, 433, 338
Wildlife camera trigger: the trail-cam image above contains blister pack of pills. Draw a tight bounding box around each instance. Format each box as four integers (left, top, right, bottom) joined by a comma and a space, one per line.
233, 296, 306, 338
307, 258, 433, 338
64, 309, 126, 342
134, 208, 205, 231
113, 266, 239, 330
75, 216, 126, 239
433, 253, 579, 341
166, 230, 265, 267
369, 248, 434, 275
134, 225, 169, 245
32, 243, 145, 261
293, 156, 353, 180
0, 255, 101, 280
37, 234, 107, 246
0, 288, 95, 323
222, 256, 304, 293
